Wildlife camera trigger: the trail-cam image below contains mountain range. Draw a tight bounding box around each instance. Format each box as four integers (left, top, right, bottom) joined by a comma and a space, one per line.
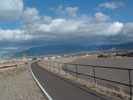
3, 42, 133, 57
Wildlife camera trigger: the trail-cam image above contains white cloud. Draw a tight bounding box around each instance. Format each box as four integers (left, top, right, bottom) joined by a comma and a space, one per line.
122, 23, 133, 35
44, 16, 52, 24
53, 5, 79, 17
106, 22, 123, 35
99, 2, 125, 9
95, 12, 110, 21
55, 5, 65, 15
65, 7, 79, 16
0, 0, 23, 21
0, 29, 32, 40
22, 7, 40, 25
77, 21, 123, 36
0, 7, 124, 41
28, 17, 123, 36
39, 18, 79, 34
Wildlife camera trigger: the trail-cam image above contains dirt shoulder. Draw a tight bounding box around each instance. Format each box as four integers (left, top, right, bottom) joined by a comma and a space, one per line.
0, 62, 45, 100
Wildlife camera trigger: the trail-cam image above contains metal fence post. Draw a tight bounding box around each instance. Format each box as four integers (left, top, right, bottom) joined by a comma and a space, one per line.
93, 66, 96, 85
49, 61, 52, 70
49, 61, 51, 68
75, 64, 78, 79
129, 69, 132, 100
58, 62, 60, 73
53, 62, 54, 72
65, 63, 67, 76
52, 62, 54, 71
50, 61, 52, 70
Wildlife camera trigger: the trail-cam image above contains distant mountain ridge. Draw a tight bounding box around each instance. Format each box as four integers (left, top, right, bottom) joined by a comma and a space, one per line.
4, 42, 133, 57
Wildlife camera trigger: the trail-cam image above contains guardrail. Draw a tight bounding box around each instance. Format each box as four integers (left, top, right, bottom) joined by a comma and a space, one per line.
41, 61, 133, 100
0, 65, 17, 69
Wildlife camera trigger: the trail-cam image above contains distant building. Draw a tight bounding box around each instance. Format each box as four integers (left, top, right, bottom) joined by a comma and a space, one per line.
56, 56, 61, 58
44, 57, 48, 60
51, 56, 56, 59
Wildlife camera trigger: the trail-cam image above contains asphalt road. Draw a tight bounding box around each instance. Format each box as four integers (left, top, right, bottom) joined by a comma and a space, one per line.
31, 62, 114, 100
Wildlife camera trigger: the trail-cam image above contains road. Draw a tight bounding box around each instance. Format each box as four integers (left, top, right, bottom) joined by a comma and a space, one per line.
31, 62, 114, 100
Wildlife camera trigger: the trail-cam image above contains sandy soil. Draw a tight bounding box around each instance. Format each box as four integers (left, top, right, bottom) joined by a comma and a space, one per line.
0, 62, 45, 100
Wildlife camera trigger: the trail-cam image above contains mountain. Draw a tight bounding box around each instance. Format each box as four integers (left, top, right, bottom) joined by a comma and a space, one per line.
4, 42, 133, 57
14, 45, 91, 57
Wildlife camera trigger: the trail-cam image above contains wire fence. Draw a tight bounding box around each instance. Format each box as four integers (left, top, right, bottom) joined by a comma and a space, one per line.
40, 60, 133, 100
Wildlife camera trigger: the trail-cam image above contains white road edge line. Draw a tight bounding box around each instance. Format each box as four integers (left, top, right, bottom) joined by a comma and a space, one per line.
30, 65, 53, 100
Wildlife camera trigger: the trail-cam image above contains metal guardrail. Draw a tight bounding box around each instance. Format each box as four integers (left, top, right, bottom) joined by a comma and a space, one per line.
42, 61, 133, 100
0, 65, 17, 69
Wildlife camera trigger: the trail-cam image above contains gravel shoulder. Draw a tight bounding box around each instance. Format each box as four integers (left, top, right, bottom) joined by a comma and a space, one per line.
0, 62, 45, 100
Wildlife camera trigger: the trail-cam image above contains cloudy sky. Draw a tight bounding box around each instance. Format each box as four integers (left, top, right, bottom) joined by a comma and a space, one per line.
0, 0, 133, 56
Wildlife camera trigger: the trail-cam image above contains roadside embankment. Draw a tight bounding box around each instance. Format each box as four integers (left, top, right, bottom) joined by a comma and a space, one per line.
0, 62, 45, 100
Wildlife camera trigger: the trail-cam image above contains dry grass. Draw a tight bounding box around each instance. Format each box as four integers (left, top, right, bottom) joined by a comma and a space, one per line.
0, 64, 28, 78
0, 61, 45, 100
0, 61, 34, 78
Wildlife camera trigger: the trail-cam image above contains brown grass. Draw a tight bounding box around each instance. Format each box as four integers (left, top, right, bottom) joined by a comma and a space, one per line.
0, 64, 28, 78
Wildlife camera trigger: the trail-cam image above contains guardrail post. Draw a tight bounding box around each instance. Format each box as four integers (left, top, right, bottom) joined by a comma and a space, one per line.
93, 66, 96, 85
129, 69, 132, 100
75, 64, 78, 79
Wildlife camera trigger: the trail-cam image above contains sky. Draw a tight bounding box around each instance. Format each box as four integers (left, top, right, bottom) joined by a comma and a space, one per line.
0, 0, 133, 56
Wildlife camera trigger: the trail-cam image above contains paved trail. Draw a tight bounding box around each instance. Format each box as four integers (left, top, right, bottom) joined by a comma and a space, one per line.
31, 62, 114, 100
